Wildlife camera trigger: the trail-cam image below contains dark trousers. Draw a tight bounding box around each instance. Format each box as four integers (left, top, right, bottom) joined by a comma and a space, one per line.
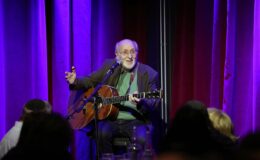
97, 119, 150, 154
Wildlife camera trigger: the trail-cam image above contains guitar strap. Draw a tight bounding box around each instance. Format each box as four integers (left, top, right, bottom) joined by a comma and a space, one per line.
125, 63, 138, 94
125, 72, 134, 94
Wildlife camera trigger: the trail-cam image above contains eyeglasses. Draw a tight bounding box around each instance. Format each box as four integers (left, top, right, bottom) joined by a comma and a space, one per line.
119, 50, 137, 57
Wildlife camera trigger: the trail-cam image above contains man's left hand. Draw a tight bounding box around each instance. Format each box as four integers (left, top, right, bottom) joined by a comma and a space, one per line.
129, 91, 140, 105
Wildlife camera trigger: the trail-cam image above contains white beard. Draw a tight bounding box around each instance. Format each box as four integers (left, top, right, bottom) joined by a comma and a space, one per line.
122, 60, 136, 70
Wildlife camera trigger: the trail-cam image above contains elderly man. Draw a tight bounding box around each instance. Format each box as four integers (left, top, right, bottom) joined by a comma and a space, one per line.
65, 39, 161, 154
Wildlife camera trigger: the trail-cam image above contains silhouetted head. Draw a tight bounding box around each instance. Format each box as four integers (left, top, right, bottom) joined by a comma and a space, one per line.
161, 100, 213, 154
237, 131, 260, 160
20, 99, 52, 120
174, 101, 210, 135
16, 112, 73, 159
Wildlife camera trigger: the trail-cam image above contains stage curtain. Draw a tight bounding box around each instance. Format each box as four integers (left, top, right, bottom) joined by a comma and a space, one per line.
171, 0, 260, 137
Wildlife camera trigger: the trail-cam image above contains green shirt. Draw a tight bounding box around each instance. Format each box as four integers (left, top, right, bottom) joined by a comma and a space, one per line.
116, 69, 139, 120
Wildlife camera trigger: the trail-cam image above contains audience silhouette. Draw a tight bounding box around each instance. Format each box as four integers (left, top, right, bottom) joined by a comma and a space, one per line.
208, 108, 238, 143
235, 131, 260, 160
158, 100, 237, 160
0, 99, 52, 158
2, 112, 73, 160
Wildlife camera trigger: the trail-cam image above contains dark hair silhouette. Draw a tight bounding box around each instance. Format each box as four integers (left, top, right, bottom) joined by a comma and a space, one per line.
3, 112, 73, 160
20, 99, 52, 120
163, 100, 214, 154
236, 131, 260, 160
159, 100, 238, 159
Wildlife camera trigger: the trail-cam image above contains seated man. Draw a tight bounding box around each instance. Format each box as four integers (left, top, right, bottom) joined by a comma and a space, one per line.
65, 39, 162, 155
0, 99, 52, 158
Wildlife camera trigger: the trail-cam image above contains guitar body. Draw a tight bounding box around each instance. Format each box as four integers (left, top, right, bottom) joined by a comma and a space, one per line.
68, 85, 119, 129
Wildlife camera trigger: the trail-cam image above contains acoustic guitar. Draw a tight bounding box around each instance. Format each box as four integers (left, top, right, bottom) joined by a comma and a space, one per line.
67, 85, 162, 129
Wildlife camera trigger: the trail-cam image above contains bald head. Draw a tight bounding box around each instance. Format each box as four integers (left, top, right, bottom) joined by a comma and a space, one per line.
115, 39, 138, 54
115, 39, 138, 70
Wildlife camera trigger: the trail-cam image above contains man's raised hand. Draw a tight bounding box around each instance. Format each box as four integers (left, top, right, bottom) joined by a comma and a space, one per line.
65, 66, 76, 84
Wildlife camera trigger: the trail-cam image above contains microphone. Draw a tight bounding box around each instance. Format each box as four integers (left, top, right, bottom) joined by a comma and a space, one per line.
106, 60, 121, 74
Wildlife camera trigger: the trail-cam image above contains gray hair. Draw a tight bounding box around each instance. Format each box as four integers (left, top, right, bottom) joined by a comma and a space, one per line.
115, 39, 139, 53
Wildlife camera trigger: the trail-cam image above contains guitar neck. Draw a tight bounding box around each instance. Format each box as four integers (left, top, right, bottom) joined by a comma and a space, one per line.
102, 93, 148, 105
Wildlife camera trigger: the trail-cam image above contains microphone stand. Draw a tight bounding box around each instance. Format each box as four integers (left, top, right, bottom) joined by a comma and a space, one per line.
66, 61, 120, 160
